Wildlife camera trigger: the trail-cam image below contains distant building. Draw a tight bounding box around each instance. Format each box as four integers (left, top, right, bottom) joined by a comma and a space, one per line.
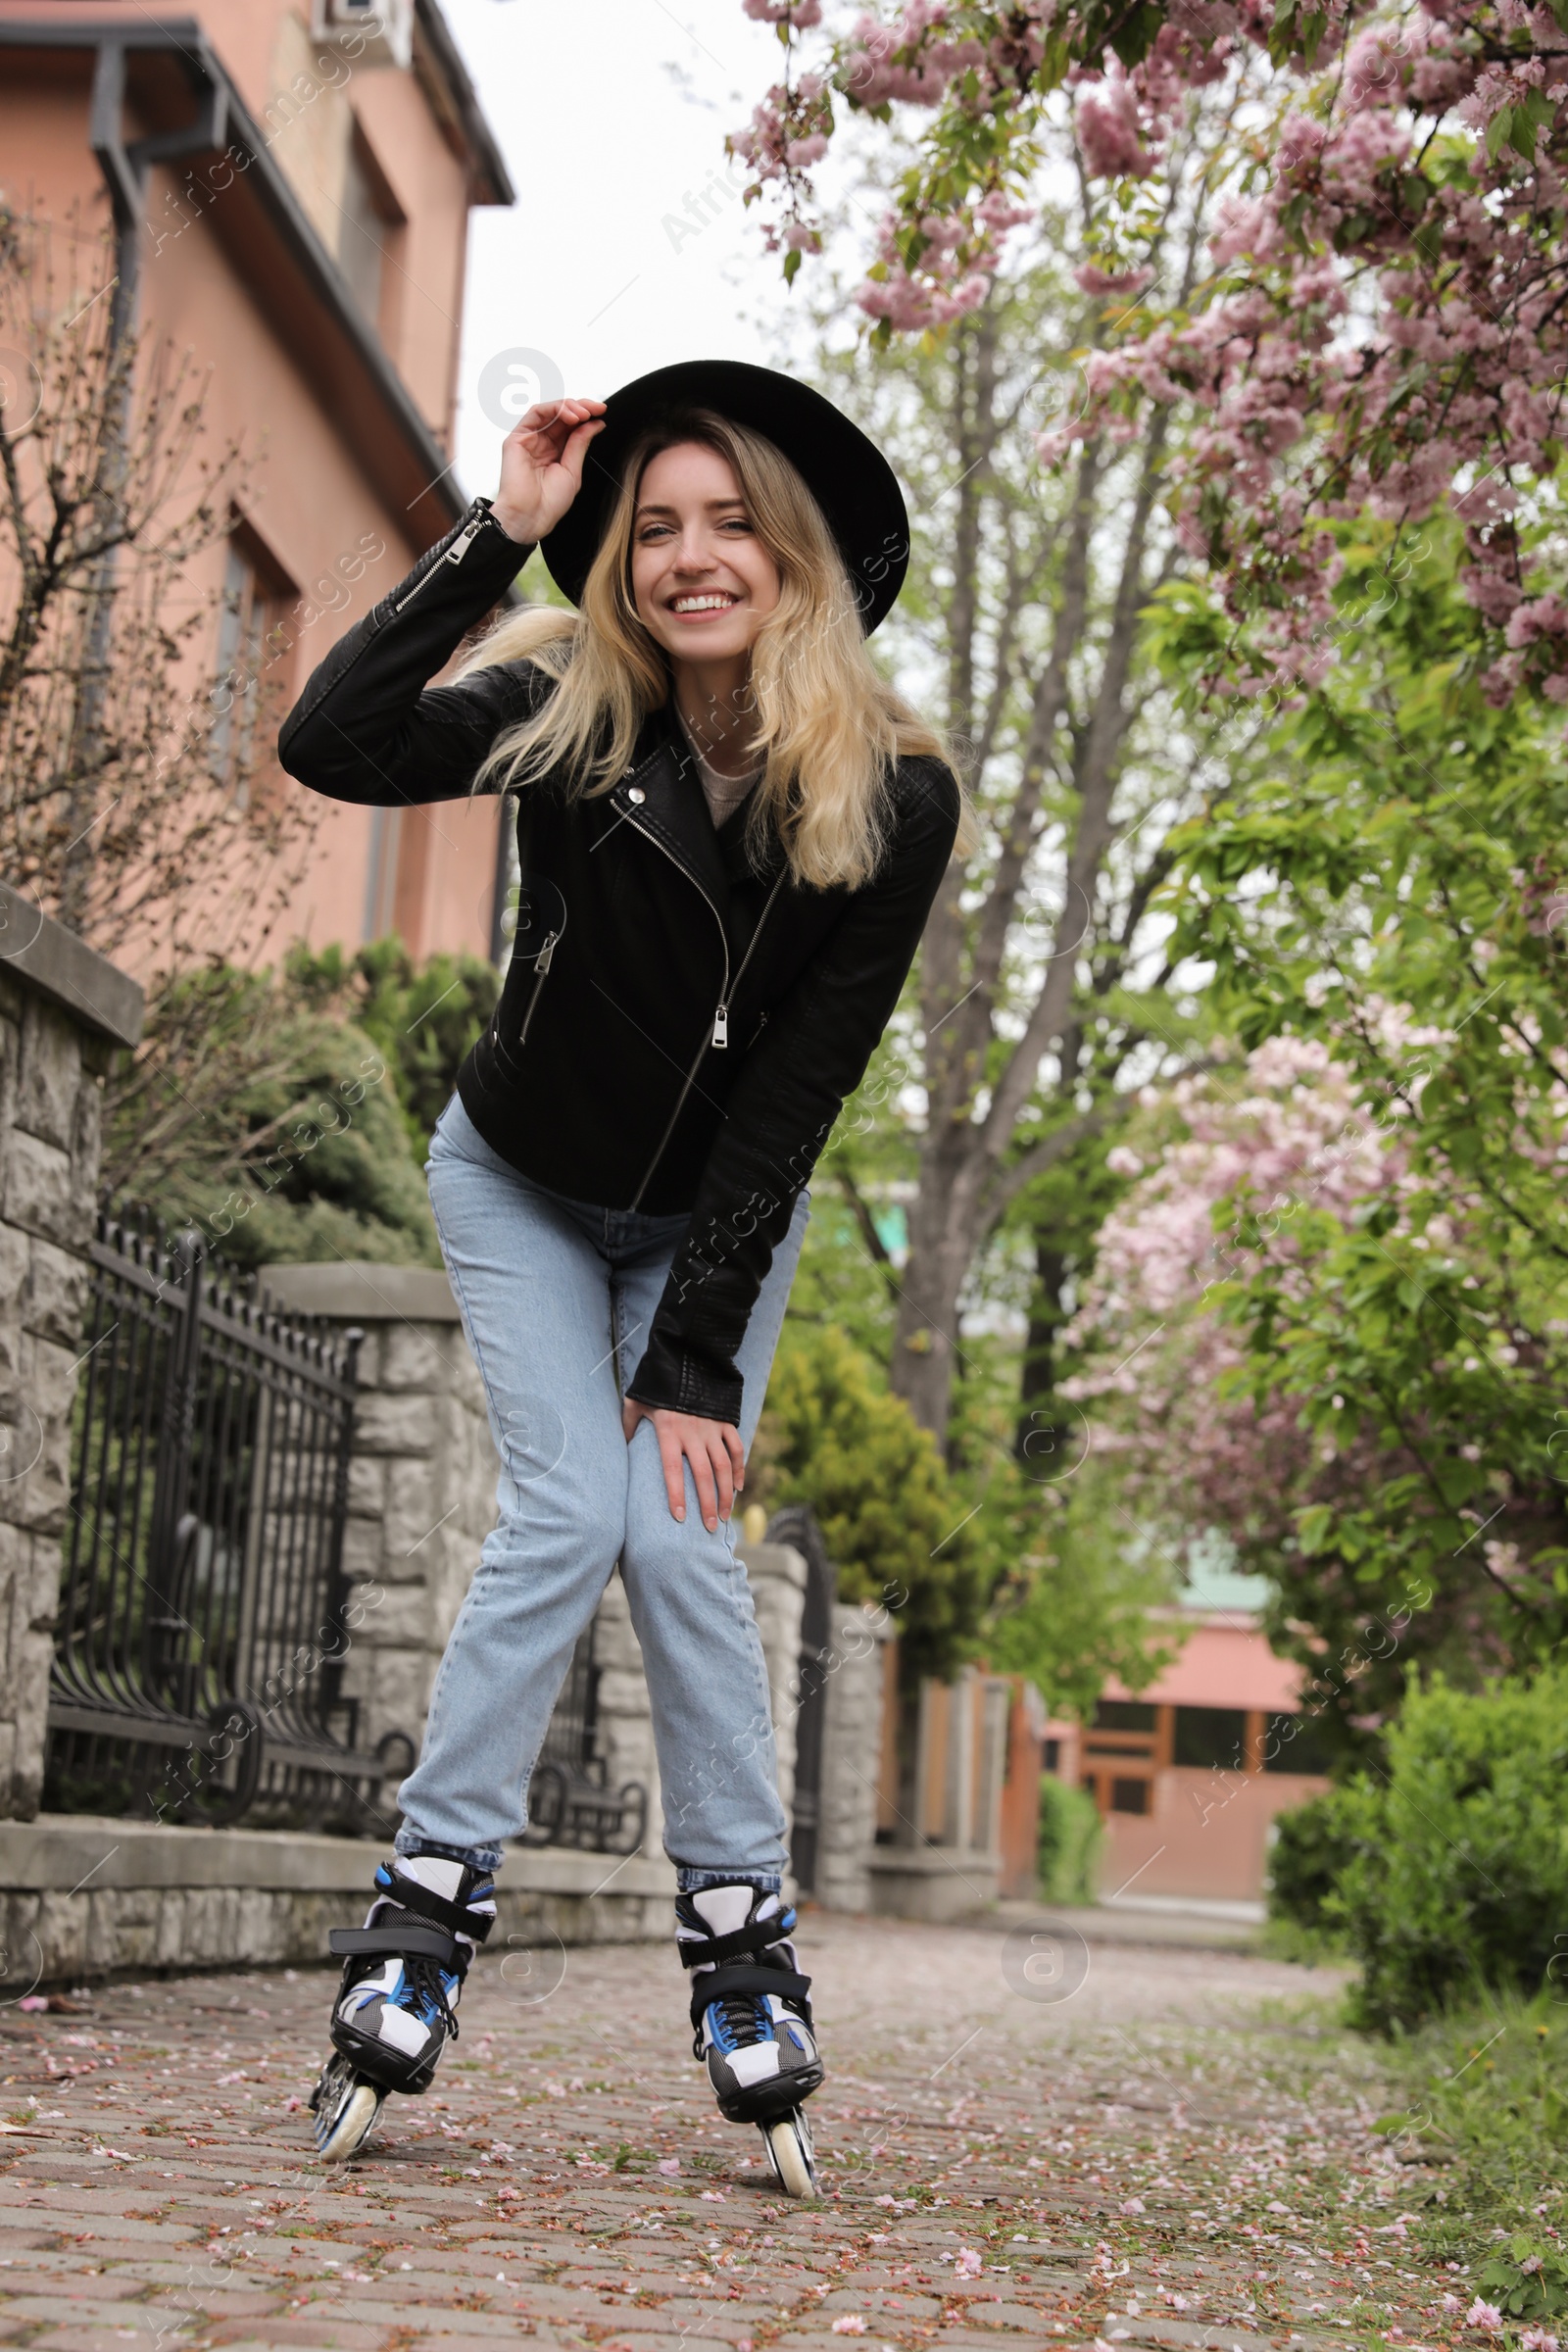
0, 0, 515, 964
1047, 1563, 1332, 1906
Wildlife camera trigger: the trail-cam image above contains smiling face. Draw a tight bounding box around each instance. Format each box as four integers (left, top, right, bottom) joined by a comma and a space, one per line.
628, 440, 782, 670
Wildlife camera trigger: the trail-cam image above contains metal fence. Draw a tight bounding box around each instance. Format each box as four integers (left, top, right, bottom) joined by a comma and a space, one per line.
522, 1621, 647, 1856
765, 1503, 836, 1895
46, 1203, 413, 1830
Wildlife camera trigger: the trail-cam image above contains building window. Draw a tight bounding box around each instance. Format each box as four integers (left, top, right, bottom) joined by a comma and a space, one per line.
1093, 1700, 1156, 1733
211, 531, 291, 802
1110, 1778, 1151, 1816
1173, 1706, 1249, 1772
337, 124, 406, 338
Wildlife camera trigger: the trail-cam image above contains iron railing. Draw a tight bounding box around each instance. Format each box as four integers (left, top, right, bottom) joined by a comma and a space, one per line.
521, 1619, 647, 1856
47, 1203, 413, 1829
766, 1504, 836, 1894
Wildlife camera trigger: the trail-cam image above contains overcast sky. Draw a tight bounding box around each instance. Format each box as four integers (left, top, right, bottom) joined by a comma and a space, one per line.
441, 0, 827, 503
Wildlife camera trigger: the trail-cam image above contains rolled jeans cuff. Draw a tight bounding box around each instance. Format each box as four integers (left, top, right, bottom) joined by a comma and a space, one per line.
395, 1830, 505, 1874
675, 1865, 784, 1895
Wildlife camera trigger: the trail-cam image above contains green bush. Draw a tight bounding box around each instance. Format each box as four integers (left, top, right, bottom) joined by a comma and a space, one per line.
1267, 1786, 1362, 1936
1290, 1667, 1568, 2033
1037, 1774, 1102, 1905
103, 943, 501, 1273
754, 1323, 989, 1680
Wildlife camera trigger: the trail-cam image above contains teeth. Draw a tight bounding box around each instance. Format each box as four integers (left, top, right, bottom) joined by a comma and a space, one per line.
671, 595, 736, 612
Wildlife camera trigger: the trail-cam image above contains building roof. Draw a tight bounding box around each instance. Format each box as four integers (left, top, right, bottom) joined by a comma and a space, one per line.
415, 0, 514, 208
1104, 1617, 1305, 1714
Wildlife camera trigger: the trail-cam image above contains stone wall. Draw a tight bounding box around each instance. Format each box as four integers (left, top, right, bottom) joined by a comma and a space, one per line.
260, 1262, 496, 1763
813, 1600, 895, 1915
260, 1271, 812, 1881
736, 1533, 808, 1841
0, 885, 143, 1821
0, 1815, 672, 1992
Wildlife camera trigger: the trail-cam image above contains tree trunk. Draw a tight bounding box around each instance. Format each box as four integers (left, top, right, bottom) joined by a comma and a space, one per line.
1015, 1238, 1068, 1465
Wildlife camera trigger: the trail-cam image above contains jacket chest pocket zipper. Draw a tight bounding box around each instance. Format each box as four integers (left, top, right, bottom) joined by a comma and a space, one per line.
516, 929, 559, 1049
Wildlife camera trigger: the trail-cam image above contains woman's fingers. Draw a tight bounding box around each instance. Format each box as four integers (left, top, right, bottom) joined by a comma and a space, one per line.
655, 1420, 688, 1522
624, 1404, 747, 1531
513, 397, 604, 459
494, 400, 606, 539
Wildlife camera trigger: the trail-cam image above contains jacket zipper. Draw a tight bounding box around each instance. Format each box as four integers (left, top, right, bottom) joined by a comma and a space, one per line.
393, 508, 493, 614
623, 823, 786, 1207
516, 928, 560, 1049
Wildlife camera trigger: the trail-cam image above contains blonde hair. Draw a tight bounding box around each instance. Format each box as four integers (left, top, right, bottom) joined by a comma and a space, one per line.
460, 410, 966, 892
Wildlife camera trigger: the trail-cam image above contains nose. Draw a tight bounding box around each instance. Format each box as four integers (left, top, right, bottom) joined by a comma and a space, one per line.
671, 524, 717, 573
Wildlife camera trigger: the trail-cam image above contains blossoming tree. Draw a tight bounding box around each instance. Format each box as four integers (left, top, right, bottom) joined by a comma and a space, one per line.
733, 0, 1568, 704
1065, 537, 1568, 1737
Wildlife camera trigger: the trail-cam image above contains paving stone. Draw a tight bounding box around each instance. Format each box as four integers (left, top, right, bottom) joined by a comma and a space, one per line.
0, 1923, 1458, 2352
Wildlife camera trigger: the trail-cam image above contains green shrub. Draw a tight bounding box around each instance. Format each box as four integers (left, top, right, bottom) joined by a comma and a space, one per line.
1267, 1786, 1363, 1936
103, 943, 501, 1273
754, 1323, 988, 1680
1037, 1774, 1102, 1905
1306, 1667, 1568, 2033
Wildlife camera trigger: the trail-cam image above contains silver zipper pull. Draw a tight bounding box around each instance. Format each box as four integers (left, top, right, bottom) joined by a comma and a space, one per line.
445, 516, 484, 564
712, 1002, 728, 1049
536, 929, 559, 974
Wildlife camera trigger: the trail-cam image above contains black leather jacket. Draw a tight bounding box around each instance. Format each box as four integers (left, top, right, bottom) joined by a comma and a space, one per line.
278, 494, 960, 1423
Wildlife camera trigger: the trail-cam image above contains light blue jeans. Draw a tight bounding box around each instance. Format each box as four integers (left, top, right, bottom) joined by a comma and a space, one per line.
392, 1094, 809, 1890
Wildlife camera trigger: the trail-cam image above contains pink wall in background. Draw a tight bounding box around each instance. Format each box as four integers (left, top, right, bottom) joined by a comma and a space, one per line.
0, 1, 512, 972
1054, 1609, 1330, 1905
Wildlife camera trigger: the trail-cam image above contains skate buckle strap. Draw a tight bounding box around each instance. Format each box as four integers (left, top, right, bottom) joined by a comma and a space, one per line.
689, 1959, 813, 2034
329, 1924, 462, 1966
376, 1870, 496, 1945
677, 1905, 796, 1970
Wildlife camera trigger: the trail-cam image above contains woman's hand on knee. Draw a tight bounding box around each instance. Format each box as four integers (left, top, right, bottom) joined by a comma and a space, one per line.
621, 1400, 745, 1533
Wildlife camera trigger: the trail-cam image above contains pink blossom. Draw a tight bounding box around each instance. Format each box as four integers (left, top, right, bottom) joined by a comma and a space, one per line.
731, 0, 1568, 718
1075, 262, 1156, 295
1466, 2303, 1504, 2333
1078, 71, 1155, 177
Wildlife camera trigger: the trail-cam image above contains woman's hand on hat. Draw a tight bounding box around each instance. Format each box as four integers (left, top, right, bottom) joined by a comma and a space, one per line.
621, 1398, 745, 1534
490, 398, 606, 544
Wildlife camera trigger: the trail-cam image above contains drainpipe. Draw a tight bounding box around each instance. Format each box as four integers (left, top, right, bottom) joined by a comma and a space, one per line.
59, 36, 228, 928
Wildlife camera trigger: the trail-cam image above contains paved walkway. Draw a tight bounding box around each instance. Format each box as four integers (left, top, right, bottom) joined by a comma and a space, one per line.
0, 1915, 1460, 2351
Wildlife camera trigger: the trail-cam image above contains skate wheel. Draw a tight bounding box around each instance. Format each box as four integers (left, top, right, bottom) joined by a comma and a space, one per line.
761, 2109, 819, 2199
311, 2056, 384, 2163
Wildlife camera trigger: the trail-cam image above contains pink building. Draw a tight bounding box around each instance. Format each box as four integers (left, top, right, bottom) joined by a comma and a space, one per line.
1048, 1595, 1331, 1904
0, 0, 514, 965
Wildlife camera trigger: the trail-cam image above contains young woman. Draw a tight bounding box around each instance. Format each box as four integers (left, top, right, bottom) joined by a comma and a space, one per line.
278, 361, 964, 2191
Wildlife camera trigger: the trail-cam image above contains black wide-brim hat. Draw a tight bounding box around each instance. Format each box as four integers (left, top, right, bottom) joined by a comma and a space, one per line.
538, 359, 910, 636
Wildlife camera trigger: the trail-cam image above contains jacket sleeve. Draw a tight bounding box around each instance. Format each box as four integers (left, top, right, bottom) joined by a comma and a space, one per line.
624, 760, 962, 1424
277, 497, 543, 807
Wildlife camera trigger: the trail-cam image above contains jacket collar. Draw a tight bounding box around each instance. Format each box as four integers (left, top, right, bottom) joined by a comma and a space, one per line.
610, 703, 784, 910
